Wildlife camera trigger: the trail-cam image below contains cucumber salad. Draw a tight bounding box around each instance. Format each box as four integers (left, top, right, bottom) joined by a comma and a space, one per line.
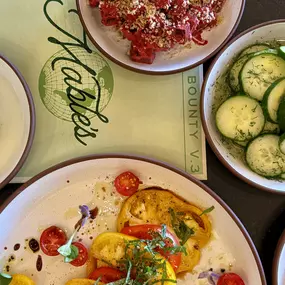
215, 43, 285, 179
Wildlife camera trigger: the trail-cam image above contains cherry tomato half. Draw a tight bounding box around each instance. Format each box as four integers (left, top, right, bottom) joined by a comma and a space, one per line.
40, 226, 67, 256
217, 273, 245, 285
120, 224, 181, 272
89, 267, 126, 283
114, 171, 140, 196
70, 242, 89, 267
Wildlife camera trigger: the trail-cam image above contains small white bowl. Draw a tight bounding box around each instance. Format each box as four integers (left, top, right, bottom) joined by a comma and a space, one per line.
76, 0, 245, 74
201, 20, 285, 194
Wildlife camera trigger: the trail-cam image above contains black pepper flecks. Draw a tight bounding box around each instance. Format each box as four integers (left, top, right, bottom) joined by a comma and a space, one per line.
14, 243, 20, 251
221, 268, 226, 273
4, 247, 7, 250
36, 255, 43, 272
8, 255, 15, 262
5, 265, 10, 272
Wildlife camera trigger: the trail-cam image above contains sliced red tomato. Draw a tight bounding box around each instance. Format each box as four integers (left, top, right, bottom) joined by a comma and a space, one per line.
40, 226, 67, 256
120, 224, 181, 272
217, 273, 245, 285
114, 171, 141, 196
89, 267, 126, 283
70, 242, 89, 267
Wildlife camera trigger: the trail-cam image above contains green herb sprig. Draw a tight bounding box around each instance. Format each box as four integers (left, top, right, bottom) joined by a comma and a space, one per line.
169, 208, 195, 245
115, 225, 180, 285
199, 206, 215, 216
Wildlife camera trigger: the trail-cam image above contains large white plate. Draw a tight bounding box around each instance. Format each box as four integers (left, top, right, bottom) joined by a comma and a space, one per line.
0, 55, 35, 189
0, 155, 266, 284
76, 0, 245, 74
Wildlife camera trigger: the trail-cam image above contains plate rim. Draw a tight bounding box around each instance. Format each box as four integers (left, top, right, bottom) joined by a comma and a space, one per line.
272, 228, 285, 285
0, 54, 35, 190
76, 0, 246, 75
200, 19, 285, 194
0, 153, 267, 284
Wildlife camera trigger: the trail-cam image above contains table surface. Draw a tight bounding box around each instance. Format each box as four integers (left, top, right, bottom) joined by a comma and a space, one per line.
1, 1, 285, 284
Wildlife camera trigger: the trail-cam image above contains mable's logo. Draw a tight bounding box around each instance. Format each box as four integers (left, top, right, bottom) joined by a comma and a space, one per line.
39, 0, 114, 146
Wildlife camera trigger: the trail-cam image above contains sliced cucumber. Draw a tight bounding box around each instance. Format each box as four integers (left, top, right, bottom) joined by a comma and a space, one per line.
234, 140, 249, 148
216, 95, 265, 141
246, 134, 285, 177
279, 133, 285, 155
277, 97, 285, 131
239, 44, 271, 57
262, 120, 280, 134
280, 173, 285, 180
229, 56, 250, 92
240, 53, 285, 101
262, 77, 285, 123
278, 46, 285, 60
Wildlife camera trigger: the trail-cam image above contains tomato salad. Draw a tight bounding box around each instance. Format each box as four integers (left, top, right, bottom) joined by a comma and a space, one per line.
1, 170, 245, 285
89, 0, 226, 64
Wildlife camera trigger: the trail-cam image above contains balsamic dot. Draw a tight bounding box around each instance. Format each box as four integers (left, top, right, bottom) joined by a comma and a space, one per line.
14, 243, 20, 251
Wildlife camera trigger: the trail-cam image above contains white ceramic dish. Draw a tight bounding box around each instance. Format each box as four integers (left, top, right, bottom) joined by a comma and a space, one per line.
0, 155, 266, 284
76, 0, 245, 74
0, 55, 35, 189
273, 229, 285, 285
201, 20, 285, 194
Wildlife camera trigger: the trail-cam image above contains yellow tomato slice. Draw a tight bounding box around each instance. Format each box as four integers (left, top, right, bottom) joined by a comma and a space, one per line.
10, 274, 35, 285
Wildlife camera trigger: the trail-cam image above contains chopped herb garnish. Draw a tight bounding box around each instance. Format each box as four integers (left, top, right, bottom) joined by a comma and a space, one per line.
115, 225, 181, 285
169, 208, 195, 245
200, 206, 215, 216
94, 276, 102, 285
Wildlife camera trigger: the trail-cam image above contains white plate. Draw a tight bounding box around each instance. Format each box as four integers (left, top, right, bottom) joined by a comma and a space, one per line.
0, 55, 35, 189
273, 229, 285, 285
0, 155, 265, 284
76, 0, 245, 74
201, 20, 285, 193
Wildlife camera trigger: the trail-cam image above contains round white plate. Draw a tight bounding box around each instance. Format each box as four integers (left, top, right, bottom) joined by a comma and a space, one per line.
201, 20, 285, 194
0, 55, 35, 189
76, 0, 245, 74
0, 155, 266, 284
273, 229, 285, 285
